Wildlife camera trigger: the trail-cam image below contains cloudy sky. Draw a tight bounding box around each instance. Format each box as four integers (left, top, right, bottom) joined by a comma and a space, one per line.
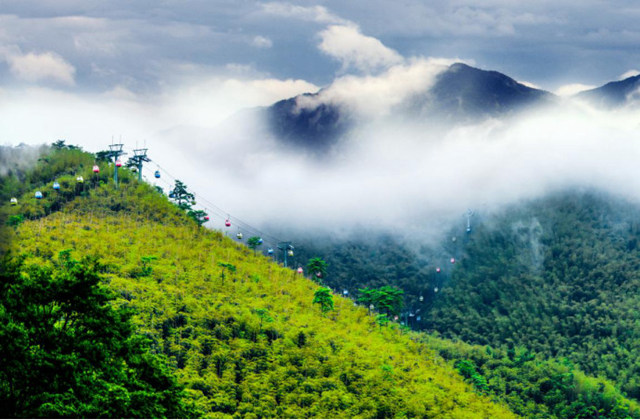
1, 1, 639, 98
3, 1, 640, 237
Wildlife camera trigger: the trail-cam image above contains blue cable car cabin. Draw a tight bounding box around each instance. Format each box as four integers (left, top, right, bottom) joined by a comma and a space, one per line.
154, 170, 161, 178
53, 182, 60, 190
35, 191, 43, 199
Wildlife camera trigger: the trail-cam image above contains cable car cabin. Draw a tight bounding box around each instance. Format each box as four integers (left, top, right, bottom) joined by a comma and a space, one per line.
35, 191, 43, 199
154, 170, 160, 178
436, 267, 441, 273
434, 287, 439, 293
169, 192, 175, 198
297, 267, 303, 274
10, 197, 17, 206
225, 219, 231, 227
92, 165, 100, 173
450, 258, 456, 264
267, 248, 274, 255
115, 160, 122, 167
236, 232, 243, 240
287, 249, 294, 257
204, 216, 210, 221
53, 182, 60, 190
257, 238, 263, 244
76, 176, 84, 183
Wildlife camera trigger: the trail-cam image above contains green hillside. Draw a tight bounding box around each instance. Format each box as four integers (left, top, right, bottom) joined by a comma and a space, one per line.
4, 144, 640, 418
0, 144, 513, 418
425, 190, 640, 399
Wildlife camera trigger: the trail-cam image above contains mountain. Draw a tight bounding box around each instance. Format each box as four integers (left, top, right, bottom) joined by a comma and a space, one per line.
421, 63, 555, 119
3, 144, 639, 418
576, 74, 640, 108
266, 92, 349, 152
296, 188, 640, 410
264, 63, 556, 151
1, 144, 514, 418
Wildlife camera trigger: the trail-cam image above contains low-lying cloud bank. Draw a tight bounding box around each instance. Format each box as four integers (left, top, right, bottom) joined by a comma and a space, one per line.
2, 51, 640, 243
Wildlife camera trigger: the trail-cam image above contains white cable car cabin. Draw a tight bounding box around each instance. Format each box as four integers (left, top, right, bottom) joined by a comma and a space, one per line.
10, 197, 17, 206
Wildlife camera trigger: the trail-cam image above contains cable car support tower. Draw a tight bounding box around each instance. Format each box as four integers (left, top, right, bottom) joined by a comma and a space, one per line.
130, 148, 150, 182
105, 143, 126, 188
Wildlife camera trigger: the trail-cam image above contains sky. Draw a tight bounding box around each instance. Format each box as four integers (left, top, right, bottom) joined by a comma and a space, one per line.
2, 1, 640, 239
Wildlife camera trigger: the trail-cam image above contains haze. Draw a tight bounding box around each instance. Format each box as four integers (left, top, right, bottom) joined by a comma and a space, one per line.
2, 1, 640, 241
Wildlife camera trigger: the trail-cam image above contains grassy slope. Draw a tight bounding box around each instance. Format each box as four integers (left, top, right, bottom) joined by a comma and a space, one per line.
8, 178, 513, 418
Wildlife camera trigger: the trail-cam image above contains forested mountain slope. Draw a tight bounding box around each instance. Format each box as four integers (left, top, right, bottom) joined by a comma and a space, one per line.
4, 145, 640, 418
1, 145, 513, 418
425, 190, 640, 399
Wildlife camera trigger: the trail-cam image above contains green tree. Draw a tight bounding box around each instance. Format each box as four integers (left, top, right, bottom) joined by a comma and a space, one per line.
0, 251, 197, 418
307, 257, 328, 284
247, 236, 262, 253
217, 262, 236, 284
358, 286, 404, 317
313, 287, 334, 315
169, 180, 195, 210
187, 209, 209, 226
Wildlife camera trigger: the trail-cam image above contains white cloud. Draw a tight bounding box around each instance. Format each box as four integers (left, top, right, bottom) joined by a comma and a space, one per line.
297, 57, 454, 117
251, 35, 273, 49
519, 80, 541, 89
620, 69, 640, 80
5, 50, 76, 85
554, 83, 596, 96
318, 24, 404, 73
261, 2, 349, 25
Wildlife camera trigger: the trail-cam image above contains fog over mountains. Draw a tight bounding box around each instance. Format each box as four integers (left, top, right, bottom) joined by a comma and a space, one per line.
262, 62, 638, 153
177, 61, 640, 240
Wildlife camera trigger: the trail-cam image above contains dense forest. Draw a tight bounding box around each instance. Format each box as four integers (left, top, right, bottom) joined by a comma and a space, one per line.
296, 186, 640, 416
425, 190, 640, 399
1, 143, 639, 418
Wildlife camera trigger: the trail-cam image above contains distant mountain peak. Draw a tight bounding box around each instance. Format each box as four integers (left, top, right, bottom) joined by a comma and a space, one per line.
263, 63, 556, 152
576, 73, 640, 108
425, 62, 556, 119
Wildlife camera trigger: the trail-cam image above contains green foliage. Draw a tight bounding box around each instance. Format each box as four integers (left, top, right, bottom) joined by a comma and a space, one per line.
312, 287, 334, 314
169, 180, 195, 210
247, 236, 262, 252
187, 209, 208, 226
357, 285, 404, 317
5, 149, 514, 418
217, 262, 236, 284
307, 257, 328, 284
0, 251, 196, 418
426, 336, 640, 418
422, 191, 640, 400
